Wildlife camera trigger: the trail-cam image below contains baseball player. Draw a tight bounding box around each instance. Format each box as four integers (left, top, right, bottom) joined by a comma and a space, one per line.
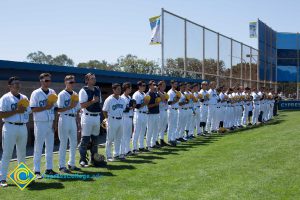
132, 81, 149, 153
199, 81, 209, 136
157, 81, 168, 146
146, 80, 160, 150
57, 75, 81, 173
184, 83, 195, 138
30, 73, 57, 178
191, 83, 201, 136
176, 82, 188, 142
78, 73, 102, 167
103, 83, 126, 161
0, 77, 31, 187
167, 80, 180, 146
120, 82, 135, 157
251, 87, 260, 125
206, 81, 219, 134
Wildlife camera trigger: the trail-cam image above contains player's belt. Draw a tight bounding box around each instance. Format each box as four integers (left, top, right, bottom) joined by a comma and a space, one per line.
197, 106, 200, 108
138, 111, 147, 114
171, 108, 178, 110
64, 114, 76, 117
181, 108, 188, 110
111, 116, 122, 120
85, 113, 100, 116
7, 122, 25, 126
217, 106, 221, 108
189, 107, 193, 109
165, 109, 168, 111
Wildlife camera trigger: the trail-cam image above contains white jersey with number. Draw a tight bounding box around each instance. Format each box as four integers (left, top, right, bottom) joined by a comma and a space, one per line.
0, 92, 31, 123
207, 89, 218, 105
78, 87, 103, 113
121, 94, 134, 116
57, 90, 81, 115
167, 89, 179, 109
103, 95, 126, 118
30, 88, 56, 121
133, 91, 148, 112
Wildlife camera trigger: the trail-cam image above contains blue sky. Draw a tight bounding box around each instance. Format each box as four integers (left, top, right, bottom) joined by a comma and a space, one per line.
0, 0, 299, 65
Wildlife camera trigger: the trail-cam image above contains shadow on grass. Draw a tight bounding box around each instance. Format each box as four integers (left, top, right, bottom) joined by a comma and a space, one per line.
106, 164, 137, 170
27, 182, 64, 190
120, 159, 156, 165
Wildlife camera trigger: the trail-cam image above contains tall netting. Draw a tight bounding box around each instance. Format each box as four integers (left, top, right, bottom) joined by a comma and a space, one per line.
162, 9, 261, 89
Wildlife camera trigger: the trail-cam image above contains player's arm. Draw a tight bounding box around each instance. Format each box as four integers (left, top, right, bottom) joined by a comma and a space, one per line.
102, 111, 108, 119
0, 108, 26, 118
0, 98, 26, 118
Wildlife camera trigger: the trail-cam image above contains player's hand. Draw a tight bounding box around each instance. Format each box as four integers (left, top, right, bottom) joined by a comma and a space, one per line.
70, 101, 77, 109
92, 96, 99, 103
45, 102, 53, 110
16, 106, 26, 114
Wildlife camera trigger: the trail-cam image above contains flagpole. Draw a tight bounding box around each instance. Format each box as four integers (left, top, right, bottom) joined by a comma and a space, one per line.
161, 8, 164, 76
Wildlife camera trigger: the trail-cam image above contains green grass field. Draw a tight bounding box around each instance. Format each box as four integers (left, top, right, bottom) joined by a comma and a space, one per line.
1, 111, 300, 200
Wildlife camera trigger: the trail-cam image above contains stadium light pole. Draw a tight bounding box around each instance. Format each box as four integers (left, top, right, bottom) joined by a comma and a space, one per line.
161, 8, 165, 76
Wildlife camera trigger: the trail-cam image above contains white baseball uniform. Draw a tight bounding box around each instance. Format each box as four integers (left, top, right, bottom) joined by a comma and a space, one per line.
176, 91, 187, 139
30, 88, 56, 172
251, 92, 260, 124
184, 91, 194, 136
132, 91, 148, 150
146, 91, 160, 148
120, 94, 134, 155
157, 91, 168, 141
57, 90, 80, 168
167, 89, 179, 142
79, 87, 102, 137
0, 92, 31, 181
206, 89, 218, 133
199, 89, 209, 133
103, 95, 126, 158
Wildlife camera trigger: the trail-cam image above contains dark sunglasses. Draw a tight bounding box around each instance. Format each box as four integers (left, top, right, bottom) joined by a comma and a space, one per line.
44, 79, 52, 83
68, 81, 75, 84
142, 84, 146, 87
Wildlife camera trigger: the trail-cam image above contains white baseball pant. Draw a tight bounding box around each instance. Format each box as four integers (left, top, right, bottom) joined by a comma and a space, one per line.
106, 117, 123, 158
132, 112, 147, 150
1, 123, 27, 181
207, 105, 217, 132
147, 114, 160, 147
33, 121, 54, 172
167, 108, 178, 142
176, 109, 188, 138
58, 115, 77, 168
81, 114, 100, 136
158, 110, 168, 140
121, 115, 133, 155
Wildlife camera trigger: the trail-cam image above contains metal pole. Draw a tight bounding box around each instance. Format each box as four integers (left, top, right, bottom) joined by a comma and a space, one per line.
250, 48, 252, 88
257, 19, 260, 89
161, 8, 165, 76
184, 19, 187, 78
202, 28, 205, 80
217, 33, 220, 87
230, 38, 233, 87
241, 43, 243, 86
297, 32, 299, 99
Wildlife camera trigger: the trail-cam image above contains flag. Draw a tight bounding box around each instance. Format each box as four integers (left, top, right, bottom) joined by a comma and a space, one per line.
149, 15, 161, 45
249, 22, 257, 38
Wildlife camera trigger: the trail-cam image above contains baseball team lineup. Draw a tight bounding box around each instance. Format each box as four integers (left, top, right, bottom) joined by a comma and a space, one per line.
0, 72, 276, 187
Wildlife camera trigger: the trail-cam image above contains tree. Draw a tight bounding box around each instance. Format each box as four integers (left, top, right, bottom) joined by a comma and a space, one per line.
77, 60, 117, 71
116, 54, 160, 75
26, 51, 74, 66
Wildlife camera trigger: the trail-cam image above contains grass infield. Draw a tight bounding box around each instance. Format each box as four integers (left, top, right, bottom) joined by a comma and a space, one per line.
0, 111, 299, 199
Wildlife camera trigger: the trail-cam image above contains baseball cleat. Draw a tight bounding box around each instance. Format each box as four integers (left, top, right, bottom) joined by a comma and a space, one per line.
68, 165, 81, 171
59, 167, 71, 174
0, 180, 8, 187
45, 169, 58, 175
35, 172, 43, 180
107, 157, 114, 162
